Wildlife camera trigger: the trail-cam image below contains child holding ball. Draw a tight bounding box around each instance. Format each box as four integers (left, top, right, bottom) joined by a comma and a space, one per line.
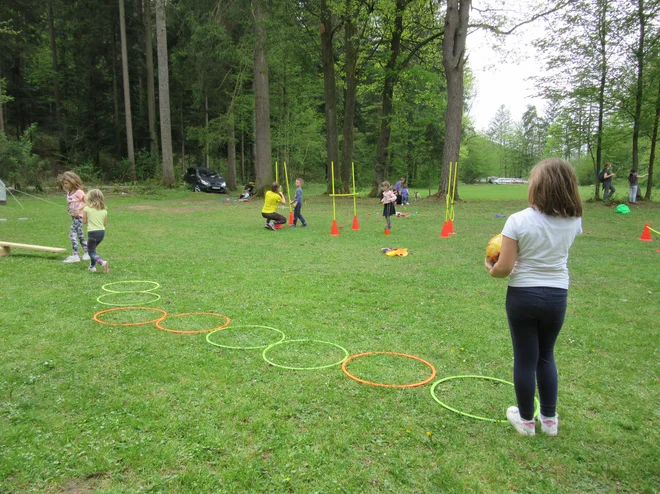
485, 158, 583, 436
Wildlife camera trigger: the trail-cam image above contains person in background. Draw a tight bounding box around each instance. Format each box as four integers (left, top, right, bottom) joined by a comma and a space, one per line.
628, 168, 648, 204
380, 181, 397, 232
291, 178, 308, 227
393, 177, 404, 205
401, 182, 410, 205
602, 162, 616, 200
261, 182, 287, 230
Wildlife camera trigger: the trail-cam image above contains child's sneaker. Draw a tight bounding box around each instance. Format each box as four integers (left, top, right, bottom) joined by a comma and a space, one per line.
538, 413, 559, 436
63, 255, 81, 263
267, 222, 275, 231
82, 253, 91, 261
88, 266, 96, 272
506, 406, 536, 436
103, 261, 110, 274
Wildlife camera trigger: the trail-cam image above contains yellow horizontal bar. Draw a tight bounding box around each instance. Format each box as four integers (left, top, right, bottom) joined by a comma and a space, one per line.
328, 193, 358, 197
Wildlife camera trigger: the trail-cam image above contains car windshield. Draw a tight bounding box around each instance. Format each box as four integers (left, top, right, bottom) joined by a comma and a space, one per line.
199, 169, 220, 178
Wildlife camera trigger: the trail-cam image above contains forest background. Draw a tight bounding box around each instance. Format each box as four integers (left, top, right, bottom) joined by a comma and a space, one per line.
0, 0, 658, 200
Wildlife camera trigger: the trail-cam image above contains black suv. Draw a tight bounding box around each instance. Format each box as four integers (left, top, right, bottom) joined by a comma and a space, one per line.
184, 167, 227, 193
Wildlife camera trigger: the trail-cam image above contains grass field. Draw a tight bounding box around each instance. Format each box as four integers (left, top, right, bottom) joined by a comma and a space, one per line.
1, 184, 659, 493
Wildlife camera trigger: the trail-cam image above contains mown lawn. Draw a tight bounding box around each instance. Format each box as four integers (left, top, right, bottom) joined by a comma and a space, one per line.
1, 184, 659, 493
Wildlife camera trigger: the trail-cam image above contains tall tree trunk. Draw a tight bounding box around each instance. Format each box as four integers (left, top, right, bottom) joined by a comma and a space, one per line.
320, 0, 340, 192
253, 0, 272, 195
205, 94, 210, 167
119, 0, 137, 181
180, 99, 185, 172
632, 0, 645, 172
136, 0, 146, 131
0, 64, 5, 134
436, 0, 469, 200
47, 1, 62, 137
370, 0, 407, 197
645, 75, 660, 200
156, 0, 174, 186
112, 25, 121, 163
241, 129, 245, 182
144, 0, 158, 156
227, 113, 237, 189
594, 0, 608, 201
341, 3, 357, 194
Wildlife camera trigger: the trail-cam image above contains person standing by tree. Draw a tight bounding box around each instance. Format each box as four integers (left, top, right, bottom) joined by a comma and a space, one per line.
628, 168, 648, 204
603, 162, 616, 200
393, 177, 404, 205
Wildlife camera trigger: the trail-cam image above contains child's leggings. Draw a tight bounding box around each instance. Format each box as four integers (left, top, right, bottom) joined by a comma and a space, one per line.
69, 217, 88, 255
87, 230, 105, 267
505, 286, 567, 420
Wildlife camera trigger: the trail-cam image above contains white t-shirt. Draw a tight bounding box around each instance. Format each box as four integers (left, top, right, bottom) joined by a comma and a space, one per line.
502, 207, 582, 289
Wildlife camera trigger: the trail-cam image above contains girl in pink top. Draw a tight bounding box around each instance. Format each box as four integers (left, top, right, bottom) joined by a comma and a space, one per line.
60, 171, 89, 263
380, 181, 397, 231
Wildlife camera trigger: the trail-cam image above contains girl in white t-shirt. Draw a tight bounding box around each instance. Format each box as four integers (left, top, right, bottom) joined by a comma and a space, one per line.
485, 158, 583, 436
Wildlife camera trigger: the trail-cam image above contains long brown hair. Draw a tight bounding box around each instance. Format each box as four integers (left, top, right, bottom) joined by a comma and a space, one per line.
528, 158, 583, 218
59, 171, 83, 191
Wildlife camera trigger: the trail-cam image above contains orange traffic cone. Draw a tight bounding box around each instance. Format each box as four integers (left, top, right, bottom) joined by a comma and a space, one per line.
440, 221, 451, 238
639, 223, 652, 241
449, 218, 456, 235
351, 215, 360, 231
289, 210, 294, 226
275, 223, 284, 229
330, 219, 340, 236
384, 228, 391, 236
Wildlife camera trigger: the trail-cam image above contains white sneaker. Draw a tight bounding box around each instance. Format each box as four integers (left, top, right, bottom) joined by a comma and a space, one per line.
506, 406, 536, 436
82, 253, 90, 261
88, 266, 96, 272
63, 255, 81, 263
538, 413, 559, 436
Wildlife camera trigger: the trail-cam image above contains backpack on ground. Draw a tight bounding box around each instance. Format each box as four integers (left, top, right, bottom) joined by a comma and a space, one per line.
598, 169, 605, 183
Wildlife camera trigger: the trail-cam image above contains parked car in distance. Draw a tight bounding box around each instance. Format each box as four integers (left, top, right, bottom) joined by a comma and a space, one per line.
184, 167, 227, 193
492, 177, 528, 185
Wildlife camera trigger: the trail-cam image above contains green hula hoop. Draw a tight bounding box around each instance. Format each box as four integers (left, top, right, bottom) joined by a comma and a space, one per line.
102, 280, 161, 293
430, 375, 540, 423
96, 291, 161, 307
262, 339, 349, 370
206, 325, 286, 350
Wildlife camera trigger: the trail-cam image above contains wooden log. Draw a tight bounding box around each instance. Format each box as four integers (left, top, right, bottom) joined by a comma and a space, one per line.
0, 241, 67, 256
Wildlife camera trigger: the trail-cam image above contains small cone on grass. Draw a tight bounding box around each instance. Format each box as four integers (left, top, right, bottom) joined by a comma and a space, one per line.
449, 218, 456, 235
639, 223, 652, 241
330, 219, 340, 236
440, 221, 451, 238
384, 229, 391, 236
289, 211, 294, 226
275, 223, 284, 229
351, 215, 360, 231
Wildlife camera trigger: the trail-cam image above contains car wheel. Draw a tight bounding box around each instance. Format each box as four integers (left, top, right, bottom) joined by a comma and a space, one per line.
194, 185, 201, 192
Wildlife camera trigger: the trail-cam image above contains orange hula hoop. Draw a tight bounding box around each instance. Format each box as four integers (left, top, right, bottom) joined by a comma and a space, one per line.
93, 307, 168, 327
155, 312, 231, 334
342, 351, 437, 388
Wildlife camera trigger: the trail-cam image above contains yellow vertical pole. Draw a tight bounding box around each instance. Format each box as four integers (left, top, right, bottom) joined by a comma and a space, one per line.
351, 162, 357, 217
446, 162, 452, 222
331, 161, 337, 220
451, 161, 458, 220
283, 161, 292, 212
275, 161, 278, 184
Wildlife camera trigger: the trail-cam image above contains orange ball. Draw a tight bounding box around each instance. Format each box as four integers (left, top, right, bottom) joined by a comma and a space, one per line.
486, 234, 503, 263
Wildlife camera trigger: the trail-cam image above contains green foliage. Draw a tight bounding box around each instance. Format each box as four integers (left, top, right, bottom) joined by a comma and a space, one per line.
0, 124, 47, 188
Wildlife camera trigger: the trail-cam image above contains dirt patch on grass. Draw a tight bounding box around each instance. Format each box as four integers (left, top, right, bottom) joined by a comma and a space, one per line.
126, 205, 157, 211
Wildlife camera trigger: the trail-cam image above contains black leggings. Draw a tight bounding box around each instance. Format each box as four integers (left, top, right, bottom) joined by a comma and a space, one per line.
262, 212, 287, 224
505, 286, 567, 420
